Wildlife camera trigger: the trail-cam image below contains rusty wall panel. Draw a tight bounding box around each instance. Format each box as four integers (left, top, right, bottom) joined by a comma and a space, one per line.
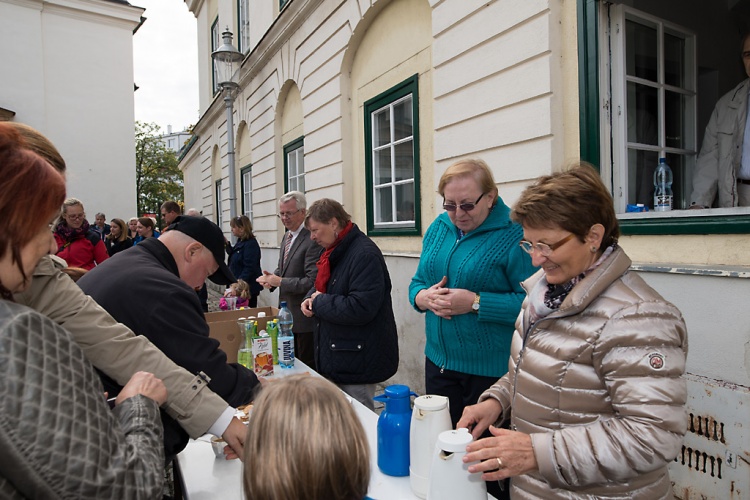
671, 373, 749, 499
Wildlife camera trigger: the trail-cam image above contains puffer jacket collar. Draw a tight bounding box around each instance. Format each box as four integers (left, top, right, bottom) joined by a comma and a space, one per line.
521, 246, 631, 322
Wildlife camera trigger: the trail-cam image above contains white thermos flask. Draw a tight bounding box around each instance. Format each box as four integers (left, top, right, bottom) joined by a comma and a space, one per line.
427, 428, 487, 500
409, 395, 451, 498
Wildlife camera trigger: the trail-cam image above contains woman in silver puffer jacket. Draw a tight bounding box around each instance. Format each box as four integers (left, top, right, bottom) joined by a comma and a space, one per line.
458, 164, 688, 499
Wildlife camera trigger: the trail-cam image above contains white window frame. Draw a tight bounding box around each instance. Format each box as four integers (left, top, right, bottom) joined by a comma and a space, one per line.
370, 95, 416, 229
238, 0, 250, 54
600, 4, 697, 213
284, 139, 305, 193
211, 18, 220, 95
241, 165, 253, 220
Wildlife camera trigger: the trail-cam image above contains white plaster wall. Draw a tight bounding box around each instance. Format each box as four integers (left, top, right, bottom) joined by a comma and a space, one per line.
180, 0, 577, 392
636, 270, 750, 388
0, 0, 141, 221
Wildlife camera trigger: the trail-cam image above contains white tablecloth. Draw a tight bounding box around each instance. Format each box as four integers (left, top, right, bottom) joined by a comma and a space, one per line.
176, 360, 494, 500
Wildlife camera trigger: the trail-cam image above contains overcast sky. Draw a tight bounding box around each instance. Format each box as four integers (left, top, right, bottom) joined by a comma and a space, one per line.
133, 0, 199, 134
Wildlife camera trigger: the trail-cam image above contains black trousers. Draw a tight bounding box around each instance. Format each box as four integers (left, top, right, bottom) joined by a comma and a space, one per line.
424, 357, 510, 499
295, 330, 315, 370
424, 357, 498, 427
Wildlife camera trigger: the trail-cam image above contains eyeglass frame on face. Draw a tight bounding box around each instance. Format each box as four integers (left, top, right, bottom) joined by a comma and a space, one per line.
277, 209, 301, 219
442, 192, 486, 212
65, 212, 85, 221
519, 233, 576, 257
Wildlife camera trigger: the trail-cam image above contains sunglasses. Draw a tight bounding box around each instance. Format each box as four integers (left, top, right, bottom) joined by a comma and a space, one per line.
442, 193, 486, 212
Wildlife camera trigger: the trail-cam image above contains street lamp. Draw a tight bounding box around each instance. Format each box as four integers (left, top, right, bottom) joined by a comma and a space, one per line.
211, 28, 243, 235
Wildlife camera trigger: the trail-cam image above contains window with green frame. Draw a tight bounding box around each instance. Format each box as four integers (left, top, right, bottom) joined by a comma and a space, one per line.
237, 0, 250, 54
215, 179, 223, 227
364, 74, 420, 236
240, 164, 253, 220
283, 137, 305, 193
577, 0, 750, 235
211, 17, 220, 95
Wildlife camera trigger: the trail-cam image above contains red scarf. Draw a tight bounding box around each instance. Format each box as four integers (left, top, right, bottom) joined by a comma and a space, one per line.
314, 221, 353, 293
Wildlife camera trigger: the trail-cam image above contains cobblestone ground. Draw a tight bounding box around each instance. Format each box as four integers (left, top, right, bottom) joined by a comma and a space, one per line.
206, 283, 223, 313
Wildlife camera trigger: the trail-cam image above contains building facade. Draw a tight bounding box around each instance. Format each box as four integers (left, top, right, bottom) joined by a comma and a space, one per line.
180, 1, 750, 496
0, 0, 143, 221
160, 125, 193, 155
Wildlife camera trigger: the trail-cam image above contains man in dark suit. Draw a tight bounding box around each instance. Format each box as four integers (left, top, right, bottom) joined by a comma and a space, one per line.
257, 191, 322, 369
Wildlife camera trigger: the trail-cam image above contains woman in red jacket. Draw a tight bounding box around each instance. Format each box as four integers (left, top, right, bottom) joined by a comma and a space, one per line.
54, 198, 109, 270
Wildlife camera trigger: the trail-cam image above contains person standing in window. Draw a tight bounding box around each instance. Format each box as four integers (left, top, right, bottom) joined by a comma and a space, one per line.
691, 33, 750, 208
225, 215, 262, 307
409, 159, 536, 428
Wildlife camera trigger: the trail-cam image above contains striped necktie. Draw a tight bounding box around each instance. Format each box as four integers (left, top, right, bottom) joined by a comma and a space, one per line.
282, 231, 293, 266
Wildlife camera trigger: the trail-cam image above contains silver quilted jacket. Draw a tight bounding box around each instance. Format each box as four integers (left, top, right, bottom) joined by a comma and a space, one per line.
480, 247, 688, 499
0, 300, 164, 499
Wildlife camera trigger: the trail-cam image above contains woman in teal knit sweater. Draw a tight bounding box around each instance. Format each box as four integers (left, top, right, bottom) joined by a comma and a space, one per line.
409, 158, 536, 427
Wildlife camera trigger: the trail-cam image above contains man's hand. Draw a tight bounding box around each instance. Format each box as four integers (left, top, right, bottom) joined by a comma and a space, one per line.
256, 270, 281, 289
221, 417, 247, 460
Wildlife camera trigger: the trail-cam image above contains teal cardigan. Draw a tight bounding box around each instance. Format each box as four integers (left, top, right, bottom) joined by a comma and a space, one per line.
408, 198, 537, 378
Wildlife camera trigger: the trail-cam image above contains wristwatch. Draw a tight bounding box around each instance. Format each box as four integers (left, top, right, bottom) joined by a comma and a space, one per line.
472, 293, 480, 313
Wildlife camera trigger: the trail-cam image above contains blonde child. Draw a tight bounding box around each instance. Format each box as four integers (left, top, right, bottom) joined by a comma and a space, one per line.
219, 279, 251, 310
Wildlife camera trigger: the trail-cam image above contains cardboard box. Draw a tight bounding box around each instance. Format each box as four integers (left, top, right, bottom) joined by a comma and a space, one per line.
206, 307, 278, 364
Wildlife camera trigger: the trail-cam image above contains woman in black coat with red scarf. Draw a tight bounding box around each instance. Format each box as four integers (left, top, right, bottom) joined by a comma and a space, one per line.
300, 199, 398, 410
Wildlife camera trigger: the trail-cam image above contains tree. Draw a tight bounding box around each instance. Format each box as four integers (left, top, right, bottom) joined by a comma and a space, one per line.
135, 121, 184, 226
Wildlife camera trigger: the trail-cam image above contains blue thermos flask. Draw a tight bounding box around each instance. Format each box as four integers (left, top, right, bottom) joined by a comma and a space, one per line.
373, 384, 417, 476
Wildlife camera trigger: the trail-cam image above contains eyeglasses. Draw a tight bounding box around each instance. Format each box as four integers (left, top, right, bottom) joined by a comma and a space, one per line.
519, 233, 576, 257
442, 193, 486, 212
65, 213, 85, 220
277, 209, 301, 219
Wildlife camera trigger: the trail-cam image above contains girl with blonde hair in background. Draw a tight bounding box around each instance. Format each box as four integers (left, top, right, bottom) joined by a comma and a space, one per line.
54, 197, 109, 270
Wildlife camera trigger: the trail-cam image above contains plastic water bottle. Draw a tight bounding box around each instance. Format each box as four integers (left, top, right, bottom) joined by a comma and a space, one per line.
277, 301, 295, 368
653, 157, 673, 211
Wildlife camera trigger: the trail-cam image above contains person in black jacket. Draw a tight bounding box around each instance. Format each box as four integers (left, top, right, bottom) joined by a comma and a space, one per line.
225, 215, 263, 307
301, 199, 398, 410
104, 218, 133, 257
79, 215, 261, 461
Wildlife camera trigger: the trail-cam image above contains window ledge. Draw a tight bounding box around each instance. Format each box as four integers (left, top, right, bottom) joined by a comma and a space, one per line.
618, 208, 750, 235
631, 262, 750, 279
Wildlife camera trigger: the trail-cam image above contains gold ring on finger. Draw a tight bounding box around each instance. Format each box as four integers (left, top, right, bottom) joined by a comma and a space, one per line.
496, 457, 504, 470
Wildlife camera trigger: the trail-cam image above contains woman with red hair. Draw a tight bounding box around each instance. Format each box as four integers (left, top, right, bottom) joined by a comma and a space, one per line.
0, 123, 167, 498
